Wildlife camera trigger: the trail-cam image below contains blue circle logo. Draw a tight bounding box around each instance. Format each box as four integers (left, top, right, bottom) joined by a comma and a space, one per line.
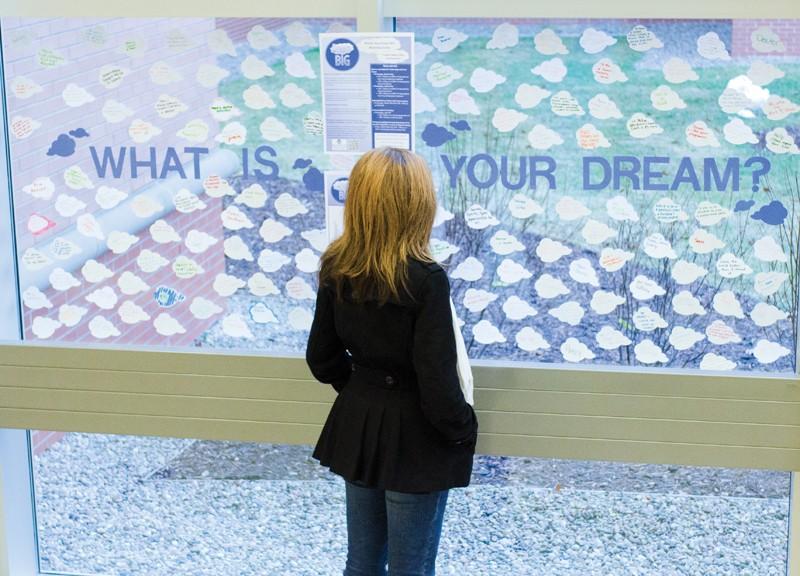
325, 39, 359, 71
331, 178, 349, 204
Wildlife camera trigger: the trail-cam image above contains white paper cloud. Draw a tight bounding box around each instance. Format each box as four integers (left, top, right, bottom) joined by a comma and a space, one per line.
550, 90, 584, 116
697, 32, 730, 61
630, 275, 666, 300
576, 123, 610, 149
527, 124, 563, 149
258, 248, 291, 273
502, 296, 537, 321
515, 84, 551, 109
633, 306, 668, 331
534, 274, 570, 299
23, 286, 52, 310
88, 316, 120, 339
716, 253, 752, 279
149, 61, 182, 85
497, 259, 532, 284
279, 82, 313, 109
568, 258, 599, 287
95, 185, 127, 209
689, 229, 725, 254
432, 27, 468, 52
183, 229, 217, 254
284, 51, 316, 80
560, 338, 595, 363
426, 62, 463, 88
590, 290, 625, 315
598, 248, 633, 273
754, 271, 788, 297
669, 326, 705, 351
470, 68, 506, 93
86, 286, 118, 310
765, 127, 800, 154
117, 271, 149, 295
751, 26, 785, 53
592, 58, 628, 84
650, 85, 686, 111
106, 231, 138, 254
534, 28, 568, 55
448, 88, 480, 115
414, 41, 433, 64
706, 320, 741, 345
492, 108, 527, 132
712, 290, 744, 319
489, 230, 524, 255
286, 276, 316, 300
128, 118, 162, 143
23, 176, 54, 200
472, 319, 506, 345
414, 88, 437, 113
643, 233, 677, 259
248, 25, 280, 50
699, 353, 736, 371
259, 116, 293, 141
220, 314, 253, 339
627, 25, 663, 52
49, 267, 80, 291
663, 57, 698, 84
515, 327, 550, 352
671, 260, 707, 285
274, 192, 308, 218
213, 273, 246, 297
58, 304, 87, 327
82, 259, 113, 283
241, 54, 274, 80
536, 237, 572, 263
627, 113, 662, 139
747, 60, 784, 86
118, 300, 150, 324
723, 118, 759, 145
243, 85, 276, 110
635, 340, 669, 364
508, 194, 544, 219
259, 218, 293, 243
248, 273, 280, 297
750, 302, 788, 327
249, 302, 277, 325
532, 58, 567, 82
62, 82, 95, 107
581, 219, 617, 245
487, 23, 519, 49
55, 193, 86, 217
222, 206, 254, 230
588, 93, 623, 119
464, 204, 499, 229
672, 290, 706, 316
463, 288, 498, 313
751, 340, 791, 365
450, 258, 483, 283
295, 248, 320, 273
224, 236, 254, 261
595, 326, 631, 350
580, 28, 616, 54
555, 196, 590, 221
190, 297, 223, 320
549, 301, 584, 326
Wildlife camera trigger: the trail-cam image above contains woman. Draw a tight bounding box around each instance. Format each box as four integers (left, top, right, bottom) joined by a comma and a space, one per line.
306, 147, 478, 576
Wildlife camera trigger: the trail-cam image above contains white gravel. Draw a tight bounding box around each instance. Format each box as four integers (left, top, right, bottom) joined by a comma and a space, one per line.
33, 433, 790, 576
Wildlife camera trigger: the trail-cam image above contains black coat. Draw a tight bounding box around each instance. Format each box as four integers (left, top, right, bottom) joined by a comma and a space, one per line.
306, 258, 479, 493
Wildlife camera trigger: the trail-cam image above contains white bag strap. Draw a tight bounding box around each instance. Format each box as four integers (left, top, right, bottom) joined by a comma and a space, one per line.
449, 296, 474, 406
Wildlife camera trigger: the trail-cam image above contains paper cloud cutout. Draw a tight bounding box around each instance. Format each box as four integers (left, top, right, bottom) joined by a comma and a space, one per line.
250, 303, 278, 325
463, 288, 498, 313
764, 127, 800, 154
753, 236, 787, 263
259, 218, 293, 243
536, 238, 572, 263
750, 302, 788, 327
285, 276, 316, 300
576, 123, 610, 150
448, 88, 480, 115
190, 297, 223, 320
555, 196, 590, 221
626, 113, 662, 139
154, 313, 186, 337
515, 84, 551, 109
415, 88, 437, 113
247, 273, 279, 297
258, 248, 291, 273
55, 193, 86, 217
534, 29, 568, 55
222, 206, 255, 230
502, 296, 537, 321
716, 253, 753, 279
669, 326, 705, 351
49, 267, 80, 291
527, 124, 563, 149
581, 219, 617, 245
58, 304, 87, 328
534, 274, 570, 299
243, 85, 276, 110
627, 25, 663, 52
89, 316, 120, 339
580, 28, 616, 54
118, 300, 150, 325
213, 273, 246, 297
754, 271, 788, 297
86, 286, 118, 310
497, 259, 532, 284
685, 121, 720, 147
635, 340, 668, 364
472, 319, 506, 345
569, 258, 599, 287
295, 248, 320, 273
723, 118, 758, 145
426, 62, 463, 88
630, 275, 666, 301
671, 260, 708, 285
590, 290, 625, 315
224, 236, 254, 261
588, 94, 622, 119
532, 58, 567, 82
492, 108, 527, 132
515, 327, 550, 352
689, 229, 725, 254
470, 68, 506, 93
560, 338, 595, 363
697, 32, 730, 61
643, 233, 677, 260
599, 248, 633, 273
117, 271, 149, 295
451, 257, 484, 282
712, 290, 744, 319
464, 204, 499, 229
260, 117, 293, 141
663, 57, 698, 84
184, 229, 218, 254
751, 26, 785, 53
421, 123, 456, 147
751, 340, 791, 365
285, 52, 316, 79
706, 320, 741, 345
508, 194, 544, 219
595, 326, 631, 350
672, 290, 706, 316
548, 301, 585, 326
650, 85, 686, 111
82, 259, 113, 283
432, 27, 468, 53
747, 61, 784, 86
487, 23, 518, 49
22, 286, 53, 310
699, 353, 736, 371
550, 90, 584, 116
633, 306, 668, 331
592, 58, 628, 84
489, 230, 524, 255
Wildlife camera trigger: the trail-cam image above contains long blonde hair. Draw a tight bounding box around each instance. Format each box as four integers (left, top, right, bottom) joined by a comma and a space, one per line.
319, 147, 437, 303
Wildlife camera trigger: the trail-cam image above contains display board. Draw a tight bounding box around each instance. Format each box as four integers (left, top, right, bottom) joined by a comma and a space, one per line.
399, 18, 800, 373
2, 16, 799, 374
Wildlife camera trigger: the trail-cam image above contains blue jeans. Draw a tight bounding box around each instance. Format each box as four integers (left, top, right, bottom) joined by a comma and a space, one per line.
343, 479, 450, 576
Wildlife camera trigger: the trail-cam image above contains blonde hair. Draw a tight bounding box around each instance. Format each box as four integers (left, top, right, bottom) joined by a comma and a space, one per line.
319, 147, 437, 303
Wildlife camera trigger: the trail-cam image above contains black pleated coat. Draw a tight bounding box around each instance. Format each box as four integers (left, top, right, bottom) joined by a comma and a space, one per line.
306, 258, 479, 493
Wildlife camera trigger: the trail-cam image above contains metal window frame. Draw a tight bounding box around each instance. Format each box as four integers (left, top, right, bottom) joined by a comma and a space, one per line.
0, 1, 798, 575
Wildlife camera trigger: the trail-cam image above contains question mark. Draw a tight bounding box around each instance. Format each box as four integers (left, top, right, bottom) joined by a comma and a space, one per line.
744, 156, 771, 192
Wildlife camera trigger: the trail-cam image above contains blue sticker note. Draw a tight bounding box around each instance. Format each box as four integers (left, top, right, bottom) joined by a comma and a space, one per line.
154, 286, 186, 308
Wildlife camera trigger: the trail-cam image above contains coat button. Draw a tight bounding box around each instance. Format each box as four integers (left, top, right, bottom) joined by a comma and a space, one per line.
385, 376, 394, 386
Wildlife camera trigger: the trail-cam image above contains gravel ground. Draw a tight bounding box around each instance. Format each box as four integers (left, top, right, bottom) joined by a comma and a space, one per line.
32, 433, 791, 576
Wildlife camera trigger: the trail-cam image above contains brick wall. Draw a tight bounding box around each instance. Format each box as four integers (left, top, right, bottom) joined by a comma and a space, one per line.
731, 19, 800, 57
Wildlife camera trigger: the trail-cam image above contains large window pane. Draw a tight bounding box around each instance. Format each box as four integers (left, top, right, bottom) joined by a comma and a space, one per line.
397, 17, 800, 373
2, 17, 353, 354
31, 429, 791, 575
